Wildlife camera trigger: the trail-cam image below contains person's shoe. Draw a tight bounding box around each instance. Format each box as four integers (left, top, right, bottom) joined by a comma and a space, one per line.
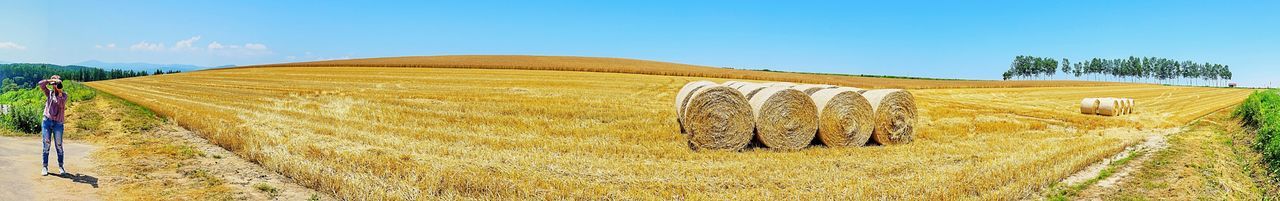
58, 167, 66, 175
41, 167, 48, 176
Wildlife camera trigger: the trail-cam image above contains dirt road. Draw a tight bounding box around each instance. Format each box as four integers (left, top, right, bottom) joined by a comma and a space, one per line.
0, 136, 100, 201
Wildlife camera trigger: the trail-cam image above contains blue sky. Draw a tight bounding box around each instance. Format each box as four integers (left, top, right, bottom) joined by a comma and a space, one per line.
1, 1, 1276, 86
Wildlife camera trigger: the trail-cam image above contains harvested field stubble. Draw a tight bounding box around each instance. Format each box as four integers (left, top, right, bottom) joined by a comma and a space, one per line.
88, 66, 1253, 200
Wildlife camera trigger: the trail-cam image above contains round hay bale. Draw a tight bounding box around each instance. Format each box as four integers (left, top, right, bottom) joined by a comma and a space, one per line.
840, 87, 868, 94
861, 89, 918, 145
675, 81, 717, 133
748, 87, 819, 150
809, 88, 875, 147
736, 83, 771, 99
1128, 99, 1136, 114
1080, 98, 1099, 114
791, 84, 838, 95
1096, 98, 1120, 116
683, 85, 754, 150
764, 82, 798, 88
1122, 98, 1132, 115
1128, 98, 1135, 114
722, 81, 742, 88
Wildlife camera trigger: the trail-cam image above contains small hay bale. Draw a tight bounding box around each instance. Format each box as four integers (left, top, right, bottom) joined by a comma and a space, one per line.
790, 84, 838, 95
1122, 98, 1132, 115
809, 88, 875, 147
748, 87, 819, 150
683, 85, 754, 150
1080, 98, 1099, 114
1128, 99, 1136, 114
675, 81, 718, 133
861, 89, 918, 145
1123, 98, 1131, 115
1096, 98, 1120, 116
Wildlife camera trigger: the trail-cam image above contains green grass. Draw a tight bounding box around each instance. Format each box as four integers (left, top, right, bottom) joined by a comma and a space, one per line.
254, 183, 281, 199
1233, 89, 1280, 180
0, 81, 96, 134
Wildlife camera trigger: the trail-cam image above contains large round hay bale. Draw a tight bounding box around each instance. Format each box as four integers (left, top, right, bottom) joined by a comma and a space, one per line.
683, 85, 754, 150
861, 89, 918, 145
1080, 98, 1100, 114
809, 88, 875, 147
736, 83, 771, 99
764, 82, 798, 88
840, 87, 868, 94
675, 81, 718, 133
1096, 98, 1120, 116
722, 81, 743, 88
791, 84, 837, 95
748, 87, 818, 150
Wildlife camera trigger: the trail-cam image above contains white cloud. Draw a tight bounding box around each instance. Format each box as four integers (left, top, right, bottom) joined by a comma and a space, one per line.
108, 36, 271, 56
0, 42, 27, 50
95, 43, 117, 49
172, 36, 202, 50
207, 42, 224, 49
244, 43, 267, 50
130, 42, 165, 51
206, 42, 271, 56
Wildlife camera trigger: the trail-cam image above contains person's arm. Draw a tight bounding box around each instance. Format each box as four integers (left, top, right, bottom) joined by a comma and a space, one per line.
37, 79, 50, 95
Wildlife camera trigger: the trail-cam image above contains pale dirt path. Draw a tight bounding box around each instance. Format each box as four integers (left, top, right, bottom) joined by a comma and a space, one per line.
1046, 106, 1239, 200
0, 136, 100, 201
154, 123, 332, 200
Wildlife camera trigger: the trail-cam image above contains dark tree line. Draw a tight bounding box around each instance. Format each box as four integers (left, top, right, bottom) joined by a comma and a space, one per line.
1003, 56, 1233, 86
0, 63, 169, 92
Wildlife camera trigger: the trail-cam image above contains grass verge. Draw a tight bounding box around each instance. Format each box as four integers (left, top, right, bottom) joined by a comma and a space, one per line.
1099, 105, 1279, 200
69, 90, 235, 199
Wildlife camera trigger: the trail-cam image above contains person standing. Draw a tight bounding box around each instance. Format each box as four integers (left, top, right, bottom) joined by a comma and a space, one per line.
38, 75, 67, 176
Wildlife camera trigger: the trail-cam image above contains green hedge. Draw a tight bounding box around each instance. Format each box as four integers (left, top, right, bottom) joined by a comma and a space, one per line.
0, 81, 95, 133
1233, 89, 1280, 177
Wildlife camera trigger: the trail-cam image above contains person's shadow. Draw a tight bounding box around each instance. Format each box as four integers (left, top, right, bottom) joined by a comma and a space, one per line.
53, 173, 99, 188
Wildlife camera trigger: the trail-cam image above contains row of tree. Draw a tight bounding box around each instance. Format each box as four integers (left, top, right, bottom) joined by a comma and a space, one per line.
0, 63, 171, 92
1002, 56, 1233, 86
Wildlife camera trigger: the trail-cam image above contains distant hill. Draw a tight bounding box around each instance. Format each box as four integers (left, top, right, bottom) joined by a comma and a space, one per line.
237, 55, 1121, 89
75, 60, 220, 72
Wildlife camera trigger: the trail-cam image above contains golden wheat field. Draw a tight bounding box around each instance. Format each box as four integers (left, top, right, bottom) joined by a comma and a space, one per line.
86, 65, 1252, 200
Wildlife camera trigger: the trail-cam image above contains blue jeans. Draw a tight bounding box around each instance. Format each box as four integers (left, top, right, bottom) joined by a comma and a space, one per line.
42, 119, 64, 168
